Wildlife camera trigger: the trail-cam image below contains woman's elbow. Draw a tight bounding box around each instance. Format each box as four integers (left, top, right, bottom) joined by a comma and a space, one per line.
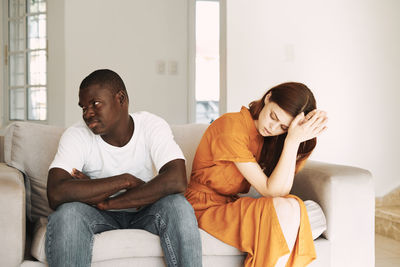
261, 186, 290, 198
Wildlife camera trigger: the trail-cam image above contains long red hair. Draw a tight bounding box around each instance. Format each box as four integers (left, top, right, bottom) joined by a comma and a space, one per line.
249, 82, 317, 176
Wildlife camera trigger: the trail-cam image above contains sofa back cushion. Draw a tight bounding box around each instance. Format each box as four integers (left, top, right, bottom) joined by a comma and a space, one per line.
4, 122, 65, 221
4, 122, 209, 221
170, 123, 208, 178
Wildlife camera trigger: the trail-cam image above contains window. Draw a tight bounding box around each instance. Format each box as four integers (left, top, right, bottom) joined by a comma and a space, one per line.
195, 0, 220, 124
6, 0, 47, 121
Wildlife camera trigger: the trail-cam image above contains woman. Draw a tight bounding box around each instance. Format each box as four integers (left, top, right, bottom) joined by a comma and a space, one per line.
185, 82, 328, 267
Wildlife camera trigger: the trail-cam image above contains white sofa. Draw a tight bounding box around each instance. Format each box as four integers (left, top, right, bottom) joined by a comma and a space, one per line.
0, 122, 375, 267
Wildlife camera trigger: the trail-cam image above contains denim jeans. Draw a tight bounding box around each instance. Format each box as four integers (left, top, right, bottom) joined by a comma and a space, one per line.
45, 194, 202, 267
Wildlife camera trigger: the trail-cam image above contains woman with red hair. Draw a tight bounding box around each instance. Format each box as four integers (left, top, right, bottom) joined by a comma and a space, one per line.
185, 82, 328, 267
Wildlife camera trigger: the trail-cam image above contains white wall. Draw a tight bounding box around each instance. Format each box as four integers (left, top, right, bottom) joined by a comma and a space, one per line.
3, 0, 398, 195
47, 0, 66, 126
62, 0, 189, 126
3, 0, 190, 127
226, 0, 400, 196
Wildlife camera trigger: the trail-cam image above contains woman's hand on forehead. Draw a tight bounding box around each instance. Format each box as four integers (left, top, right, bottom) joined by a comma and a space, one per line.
287, 109, 328, 143
302, 109, 327, 124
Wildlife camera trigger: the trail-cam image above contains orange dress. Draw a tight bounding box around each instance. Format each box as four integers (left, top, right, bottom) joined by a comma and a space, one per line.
185, 107, 316, 267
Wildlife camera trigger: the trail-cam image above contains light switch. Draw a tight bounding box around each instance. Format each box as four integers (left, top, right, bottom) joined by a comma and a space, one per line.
157, 60, 166, 74
168, 61, 178, 75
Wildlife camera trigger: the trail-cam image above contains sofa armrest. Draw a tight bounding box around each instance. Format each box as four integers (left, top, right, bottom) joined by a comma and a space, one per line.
0, 163, 25, 267
0, 135, 4, 163
291, 160, 374, 267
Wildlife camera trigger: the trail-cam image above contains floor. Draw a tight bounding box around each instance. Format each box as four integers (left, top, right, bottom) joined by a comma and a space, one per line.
376, 234, 400, 267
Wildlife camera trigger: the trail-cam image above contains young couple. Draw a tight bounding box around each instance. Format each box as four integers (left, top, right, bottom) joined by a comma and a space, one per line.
46, 69, 327, 267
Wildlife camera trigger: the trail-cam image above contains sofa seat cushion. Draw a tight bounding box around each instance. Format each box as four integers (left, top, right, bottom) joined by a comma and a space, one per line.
31, 199, 326, 263
31, 218, 245, 263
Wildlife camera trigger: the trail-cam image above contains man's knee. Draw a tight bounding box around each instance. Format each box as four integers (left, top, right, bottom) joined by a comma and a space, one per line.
48, 202, 92, 230
158, 194, 193, 212
52, 201, 90, 216
157, 194, 198, 227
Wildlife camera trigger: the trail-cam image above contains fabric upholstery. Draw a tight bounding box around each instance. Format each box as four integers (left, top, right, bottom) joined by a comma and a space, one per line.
31, 214, 325, 264
0, 163, 26, 267
0, 121, 374, 267
24, 239, 331, 267
291, 161, 375, 267
3, 122, 205, 222
4, 122, 65, 221
0, 135, 4, 163
31, 218, 245, 263
170, 123, 208, 177
304, 200, 327, 240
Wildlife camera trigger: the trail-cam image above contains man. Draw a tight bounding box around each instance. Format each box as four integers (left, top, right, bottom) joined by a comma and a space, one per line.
45, 69, 202, 267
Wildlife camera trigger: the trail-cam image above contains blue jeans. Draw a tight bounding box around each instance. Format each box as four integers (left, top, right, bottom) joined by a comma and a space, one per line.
45, 194, 202, 267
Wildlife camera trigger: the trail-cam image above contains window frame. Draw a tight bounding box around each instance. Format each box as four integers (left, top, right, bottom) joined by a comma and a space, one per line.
188, 0, 226, 123
2, 0, 48, 124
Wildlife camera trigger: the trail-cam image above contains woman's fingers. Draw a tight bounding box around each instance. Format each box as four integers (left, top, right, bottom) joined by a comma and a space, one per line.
309, 113, 328, 129
304, 110, 327, 128
296, 110, 328, 141
314, 125, 328, 137
310, 115, 328, 138
304, 109, 318, 122
292, 112, 305, 126
287, 110, 328, 143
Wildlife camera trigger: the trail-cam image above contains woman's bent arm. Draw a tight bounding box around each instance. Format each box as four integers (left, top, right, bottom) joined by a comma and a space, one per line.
235, 110, 327, 197
234, 138, 298, 197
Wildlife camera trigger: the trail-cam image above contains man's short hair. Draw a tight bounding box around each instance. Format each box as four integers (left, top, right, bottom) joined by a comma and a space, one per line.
80, 69, 128, 100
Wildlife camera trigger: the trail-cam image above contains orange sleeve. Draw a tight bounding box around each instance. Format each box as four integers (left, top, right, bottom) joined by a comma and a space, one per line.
210, 133, 257, 163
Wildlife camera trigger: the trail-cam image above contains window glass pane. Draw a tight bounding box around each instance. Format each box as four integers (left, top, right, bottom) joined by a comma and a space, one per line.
28, 50, 46, 85
28, 0, 46, 13
8, 0, 47, 121
9, 0, 26, 18
9, 19, 25, 52
10, 88, 25, 120
9, 53, 25, 87
28, 87, 47, 120
195, 1, 220, 124
196, 101, 219, 124
27, 14, 46, 49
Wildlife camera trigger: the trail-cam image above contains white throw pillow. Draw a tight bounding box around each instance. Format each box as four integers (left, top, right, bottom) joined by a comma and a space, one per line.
304, 200, 327, 240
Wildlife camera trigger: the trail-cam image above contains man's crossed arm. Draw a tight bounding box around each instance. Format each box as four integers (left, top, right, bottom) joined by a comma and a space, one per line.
47, 159, 187, 210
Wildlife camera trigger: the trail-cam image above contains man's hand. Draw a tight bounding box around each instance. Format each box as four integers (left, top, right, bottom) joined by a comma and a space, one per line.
71, 168, 90, 180
96, 174, 146, 210
69, 170, 146, 210
95, 159, 187, 211
96, 199, 110, 210
71, 169, 144, 188
125, 174, 146, 189
47, 168, 145, 210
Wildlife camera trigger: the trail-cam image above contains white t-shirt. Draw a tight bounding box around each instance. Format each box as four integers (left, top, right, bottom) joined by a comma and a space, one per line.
50, 111, 185, 182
